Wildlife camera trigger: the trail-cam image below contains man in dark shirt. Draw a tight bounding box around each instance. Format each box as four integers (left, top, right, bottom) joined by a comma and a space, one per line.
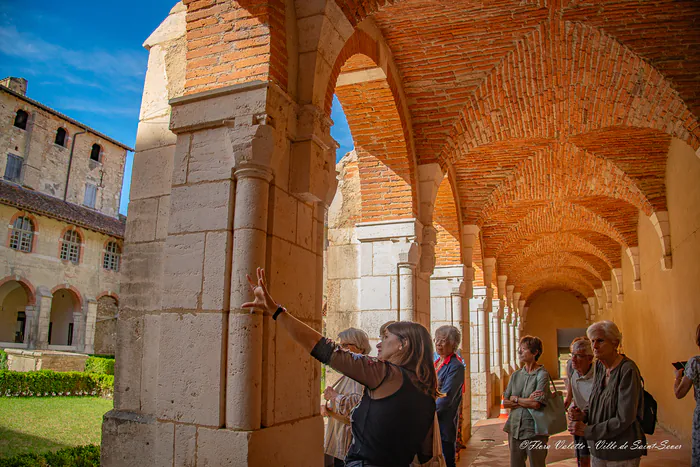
434, 326, 466, 467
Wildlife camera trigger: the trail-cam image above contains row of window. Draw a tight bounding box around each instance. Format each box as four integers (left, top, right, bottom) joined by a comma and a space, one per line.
4, 154, 100, 209
13, 110, 103, 162
9, 216, 121, 271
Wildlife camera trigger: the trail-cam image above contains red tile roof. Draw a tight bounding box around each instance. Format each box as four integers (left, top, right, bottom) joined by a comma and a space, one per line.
0, 180, 125, 238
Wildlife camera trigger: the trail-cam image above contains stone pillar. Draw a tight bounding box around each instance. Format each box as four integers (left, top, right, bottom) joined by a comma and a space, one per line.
356, 219, 423, 331
587, 297, 597, 323
399, 261, 417, 323
514, 313, 522, 364
72, 311, 83, 350
23, 305, 36, 347
502, 310, 511, 374
430, 265, 471, 439
470, 286, 490, 421
510, 314, 518, 371
83, 299, 98, 354
490, 296, 502, 404
34, 288, 52, 349
226, 163, 274, 430
430, 265, 466, 333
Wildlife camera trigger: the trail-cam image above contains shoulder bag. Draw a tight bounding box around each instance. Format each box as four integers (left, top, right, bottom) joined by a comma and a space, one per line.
527, 372, 568, 436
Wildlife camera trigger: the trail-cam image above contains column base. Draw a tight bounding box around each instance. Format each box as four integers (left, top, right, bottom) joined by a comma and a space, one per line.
102, 410, 324, 466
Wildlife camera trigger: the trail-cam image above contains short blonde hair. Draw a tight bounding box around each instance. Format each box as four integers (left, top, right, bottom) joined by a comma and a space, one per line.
587, 320, 622, 347
338, 327, 371, 355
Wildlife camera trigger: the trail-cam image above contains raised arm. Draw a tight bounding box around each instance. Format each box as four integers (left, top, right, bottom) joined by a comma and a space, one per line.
242, 268, 390, 389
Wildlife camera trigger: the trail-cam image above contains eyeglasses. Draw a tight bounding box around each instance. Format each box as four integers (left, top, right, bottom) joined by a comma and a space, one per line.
434, 338, 447, 345
571, 353, 591, 359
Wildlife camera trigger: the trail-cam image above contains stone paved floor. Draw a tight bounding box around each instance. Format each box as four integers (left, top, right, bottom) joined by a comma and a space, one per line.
457, 414, 692, 467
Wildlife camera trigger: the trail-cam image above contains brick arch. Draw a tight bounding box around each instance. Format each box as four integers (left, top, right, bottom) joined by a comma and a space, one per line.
521, 275, 594, 304
182, 0, 288, 94
444, 20, 700, 166
513, 259, 598, 293
508, 252, 604, 289
477, 143, 654, 225
331, 32, 418, 221
97, 291, 119, 306
50, 285, 83, 309
500, 233, 614, 276
333, 0, 537, 28
526, 286, 588, 306
0, 275, 36, 306
434, 175, 461, 266
487, 201, 630, 260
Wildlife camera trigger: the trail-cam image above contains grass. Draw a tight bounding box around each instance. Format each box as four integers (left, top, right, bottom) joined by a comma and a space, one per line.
0, 397, 112, 459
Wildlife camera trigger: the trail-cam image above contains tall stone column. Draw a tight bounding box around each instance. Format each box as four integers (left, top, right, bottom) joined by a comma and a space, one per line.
83, 299, 98, 354
34, 288, 52, 349
356, 220, 423, 332
227, 162, 274, 430
23, 305, 36, 347
511, 314, 519, 370
72, 311, 83, 350
502, 310, 511, 374
490, 296, 502, 404
470, 286, 491, 421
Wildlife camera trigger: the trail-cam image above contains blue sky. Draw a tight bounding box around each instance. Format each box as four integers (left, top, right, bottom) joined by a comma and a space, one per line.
0, 1, 353, 215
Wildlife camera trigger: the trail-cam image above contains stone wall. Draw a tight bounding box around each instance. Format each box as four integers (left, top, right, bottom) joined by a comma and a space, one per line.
0, 90, 127, 218
6, 349, 88, 372
595, 139, 700, 442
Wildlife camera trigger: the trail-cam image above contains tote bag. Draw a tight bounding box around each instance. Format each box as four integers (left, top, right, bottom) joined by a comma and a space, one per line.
411, 414, 447, 467
527, 374, 567, 436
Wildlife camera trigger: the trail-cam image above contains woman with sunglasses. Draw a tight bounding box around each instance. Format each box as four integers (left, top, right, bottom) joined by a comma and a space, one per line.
243, 268, 439, 467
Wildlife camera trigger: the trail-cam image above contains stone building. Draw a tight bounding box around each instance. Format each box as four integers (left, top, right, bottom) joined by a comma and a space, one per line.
0, 77, 130, 355
103, 2, 700, 465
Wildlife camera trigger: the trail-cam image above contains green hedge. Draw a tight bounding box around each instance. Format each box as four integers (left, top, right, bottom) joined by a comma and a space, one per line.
85, 356, 115, 375
0, 370, 113, 398
0, 350, 6, 371
0, 445, 100, 467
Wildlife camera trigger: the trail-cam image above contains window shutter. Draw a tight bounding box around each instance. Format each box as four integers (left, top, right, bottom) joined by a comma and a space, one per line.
4, 154, 22, 182
84, 183, 97, 208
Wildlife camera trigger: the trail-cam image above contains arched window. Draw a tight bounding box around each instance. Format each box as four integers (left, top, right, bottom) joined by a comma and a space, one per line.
13, 110, 28, 130
103, 241, 121, 272
90, 144, 102, 162
55, 128, 67, 147
60, 230, 81, 264
9, 217, 33, 252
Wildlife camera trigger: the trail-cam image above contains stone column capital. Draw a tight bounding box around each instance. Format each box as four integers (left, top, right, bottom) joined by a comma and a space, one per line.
234, 164, 274, 182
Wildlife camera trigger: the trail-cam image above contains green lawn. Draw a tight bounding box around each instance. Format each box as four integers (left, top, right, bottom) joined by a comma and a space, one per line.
0, 397, 112, 459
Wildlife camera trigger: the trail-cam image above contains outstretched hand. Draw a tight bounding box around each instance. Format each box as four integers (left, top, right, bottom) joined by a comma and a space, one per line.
241, 267, 278, 316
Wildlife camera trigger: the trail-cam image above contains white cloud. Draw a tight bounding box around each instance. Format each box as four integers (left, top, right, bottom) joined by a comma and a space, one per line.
0, 24, 146, 88
52, 97, 140, 118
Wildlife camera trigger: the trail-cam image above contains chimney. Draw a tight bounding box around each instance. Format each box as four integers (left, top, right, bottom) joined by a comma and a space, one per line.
0, 77, 28, 96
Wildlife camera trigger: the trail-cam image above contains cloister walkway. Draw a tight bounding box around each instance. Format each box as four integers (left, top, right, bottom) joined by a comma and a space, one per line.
458, 418, 691, 467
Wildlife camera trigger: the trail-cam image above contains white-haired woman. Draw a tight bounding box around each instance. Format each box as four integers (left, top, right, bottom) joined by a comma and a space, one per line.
322, 327, 371, 467
568, 321, 646, 466
434, 325, 465, 467
564, 337, 596, 467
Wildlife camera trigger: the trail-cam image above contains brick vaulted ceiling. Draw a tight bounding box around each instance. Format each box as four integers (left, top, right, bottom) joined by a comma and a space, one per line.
337, 0, 700, 303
